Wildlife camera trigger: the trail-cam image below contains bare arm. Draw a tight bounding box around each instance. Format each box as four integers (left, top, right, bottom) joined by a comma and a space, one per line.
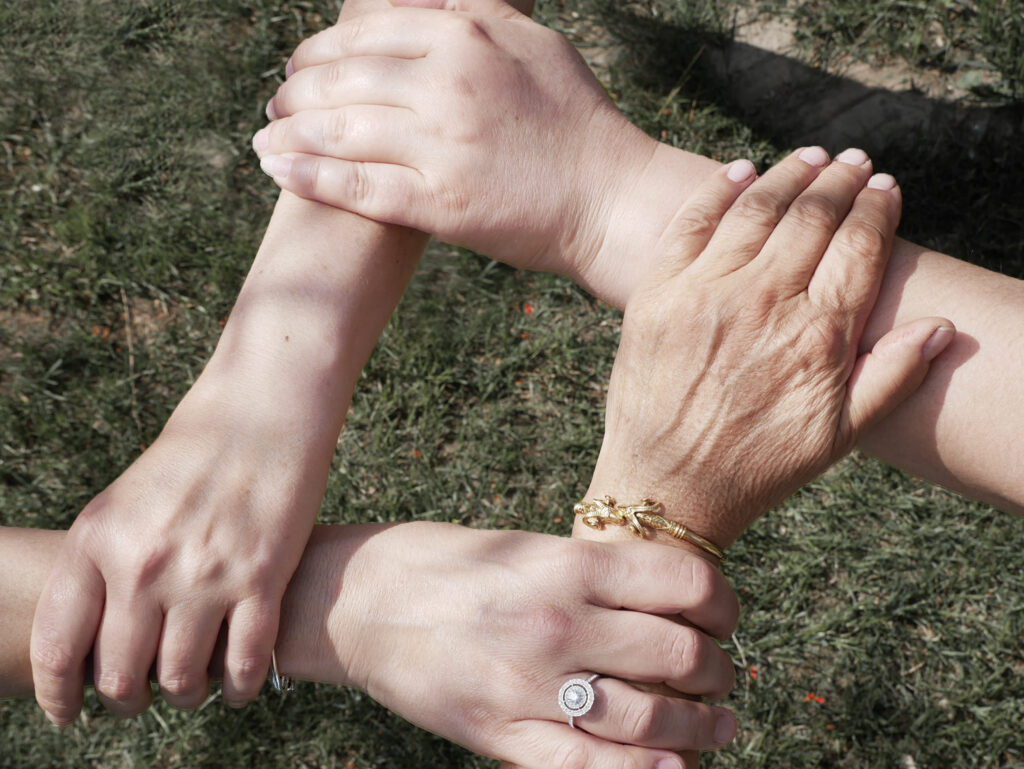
4, 522, 742, 768
600, 146, 1024, 514
255, 3, 1024, 514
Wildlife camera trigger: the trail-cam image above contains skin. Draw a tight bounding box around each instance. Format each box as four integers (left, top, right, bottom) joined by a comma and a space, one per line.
28, 0, 481, 731
17, 1, 982, 767
9, 159, 946, 769
255, 0, 1024, 518
4, 523, 741, 768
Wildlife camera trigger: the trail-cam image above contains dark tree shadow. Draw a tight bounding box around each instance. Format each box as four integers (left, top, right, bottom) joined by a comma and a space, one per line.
592, 2, 1024, 278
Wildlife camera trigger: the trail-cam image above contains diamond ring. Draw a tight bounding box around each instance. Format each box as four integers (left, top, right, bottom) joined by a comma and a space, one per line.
558, 674, 599, 728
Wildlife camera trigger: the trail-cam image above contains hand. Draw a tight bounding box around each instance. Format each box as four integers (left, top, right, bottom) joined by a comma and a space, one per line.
584, 148, 956, 545
251, 1, 658, 291
285, 522, 739, 769
29, 368, 332, 722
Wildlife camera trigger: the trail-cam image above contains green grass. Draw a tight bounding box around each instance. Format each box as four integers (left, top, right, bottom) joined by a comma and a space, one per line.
2, 0, 1023, 767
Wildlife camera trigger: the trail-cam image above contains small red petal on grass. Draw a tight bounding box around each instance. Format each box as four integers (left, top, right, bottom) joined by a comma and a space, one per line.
553, 516, 563, 523
493, 496, 500, 502
412, 450, 421, 458
826, 723, 835, 730
804, 692, 815, 701
815, 696, 826, 704
515, 378, 523, 384
749, 666, 758, 680
523, 302, 534, 314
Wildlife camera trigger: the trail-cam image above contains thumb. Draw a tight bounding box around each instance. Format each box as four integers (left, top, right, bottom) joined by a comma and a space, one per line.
389, 0, 530, 19
838, 317, 955, 447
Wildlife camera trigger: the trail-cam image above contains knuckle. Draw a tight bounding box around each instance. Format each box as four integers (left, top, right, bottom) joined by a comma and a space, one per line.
805, 312, 849, 366
159, 670, 202, 698
669, 205, 719, 243
316, 61, 344, 100
345, 162, 372, 205
733, 189, 786, 228
623, 698, 665, 744
789, 193, 841, 231
95, 670, 137, 703
667, 627, 704, 681
325, 109, 348, 146
227, 653, 271, 684
685, 556, 719, 608
31, 635, 76, 678
520, 604, 575, 653
451, 15, 492, 43
554, 741, 592, 769
837, 218, 888, 258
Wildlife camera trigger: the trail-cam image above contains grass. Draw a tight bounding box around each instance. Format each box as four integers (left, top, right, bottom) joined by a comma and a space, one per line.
2, 0, 1023, 767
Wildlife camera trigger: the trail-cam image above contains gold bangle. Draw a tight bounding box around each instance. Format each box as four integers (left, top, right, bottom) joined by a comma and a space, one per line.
573, 496, 725, 561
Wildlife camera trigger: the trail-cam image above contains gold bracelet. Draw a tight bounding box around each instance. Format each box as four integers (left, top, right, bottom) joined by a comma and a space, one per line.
573, 496, 725, 561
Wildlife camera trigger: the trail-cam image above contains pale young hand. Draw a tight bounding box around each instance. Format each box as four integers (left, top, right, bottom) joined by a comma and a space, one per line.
292, 523, 739, 769
29, 376, 329, 722
251, 1, 657, 291
586, 148, 956, 543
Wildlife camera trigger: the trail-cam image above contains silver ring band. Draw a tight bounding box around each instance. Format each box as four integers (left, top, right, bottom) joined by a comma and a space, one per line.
558, 673, 599, 728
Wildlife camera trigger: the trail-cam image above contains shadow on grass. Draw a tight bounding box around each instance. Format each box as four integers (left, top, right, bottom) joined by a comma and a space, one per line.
593, 1, 1024, 278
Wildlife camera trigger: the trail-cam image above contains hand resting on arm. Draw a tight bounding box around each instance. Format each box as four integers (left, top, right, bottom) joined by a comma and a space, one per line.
6, 523, 739, 768
255, 0, 1024, 515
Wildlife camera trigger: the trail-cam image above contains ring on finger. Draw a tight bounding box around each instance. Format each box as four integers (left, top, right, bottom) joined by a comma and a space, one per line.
558, 674, 600, 728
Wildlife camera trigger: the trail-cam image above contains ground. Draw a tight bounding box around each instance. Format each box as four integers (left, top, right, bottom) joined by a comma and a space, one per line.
1, 0, 1023, 767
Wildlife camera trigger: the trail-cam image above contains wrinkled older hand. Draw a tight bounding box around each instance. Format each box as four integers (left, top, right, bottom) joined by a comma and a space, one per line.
302, 522, 739, 769
584, 149, 955, 545
252, 1, 657, 288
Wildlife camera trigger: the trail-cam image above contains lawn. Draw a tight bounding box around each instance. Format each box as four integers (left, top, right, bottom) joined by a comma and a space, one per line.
2, 0, 1023, 767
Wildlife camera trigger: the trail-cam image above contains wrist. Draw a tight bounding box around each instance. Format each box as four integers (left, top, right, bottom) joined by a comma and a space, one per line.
582, 142, 723, 309
274, 526, 359, 687
579, 465, 738, 566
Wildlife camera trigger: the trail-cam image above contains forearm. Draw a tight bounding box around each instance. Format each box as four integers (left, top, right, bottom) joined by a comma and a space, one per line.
598, 143, 1024, 515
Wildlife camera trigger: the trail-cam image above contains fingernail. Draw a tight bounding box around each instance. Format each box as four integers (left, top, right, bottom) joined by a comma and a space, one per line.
867, 173, 897, 191
922, 326, 955, 361
265, 98, 277, 121
252, 127, 269, 155
714, 711, 737, 745
654, 759, 683, 769
726, 159, 756, 183
835, 147, 869, 166
259, 155, 291, 179
798, 146, 829, 167
285, 57, 295, 78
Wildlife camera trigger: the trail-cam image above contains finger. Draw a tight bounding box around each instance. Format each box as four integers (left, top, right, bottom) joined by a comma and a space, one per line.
270, 56, 417, 119
585, 541, 739, 640
500, 718, 695, 769
258, 152, 429, 228
699, 146, 830, 277
289, 9, 436, 75
254, 107, 420, 167
220, 599, 278, 707
548, 676, 736, 751
584, 612, 736, 699
391, 0, 527, 20
757, 147, 874, 295
837, 317, 955, 448
92, 601, 162, 717
808, 173, 902, 325
30, 561, 105, 725
156, 607, 222, 710
651, 159, 757, 279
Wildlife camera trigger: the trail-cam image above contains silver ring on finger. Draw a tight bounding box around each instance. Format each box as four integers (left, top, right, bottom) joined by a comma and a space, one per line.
558, 674, 600, 728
